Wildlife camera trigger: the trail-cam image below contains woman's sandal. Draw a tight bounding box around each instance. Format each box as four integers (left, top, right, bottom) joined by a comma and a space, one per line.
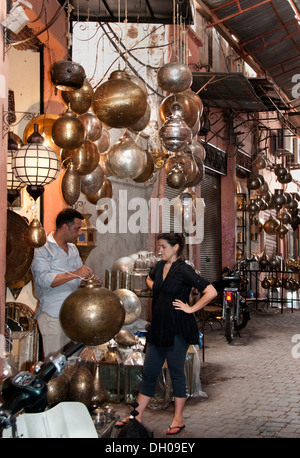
115, 416, 134, 428
166, 425, 185, 435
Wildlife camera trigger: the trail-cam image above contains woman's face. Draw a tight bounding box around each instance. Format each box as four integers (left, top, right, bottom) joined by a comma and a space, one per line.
157, 239, 179, 262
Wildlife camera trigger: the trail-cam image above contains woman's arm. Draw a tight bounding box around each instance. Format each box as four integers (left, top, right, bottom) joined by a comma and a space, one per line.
172, 284, 218, 314
146, 275, 154, 290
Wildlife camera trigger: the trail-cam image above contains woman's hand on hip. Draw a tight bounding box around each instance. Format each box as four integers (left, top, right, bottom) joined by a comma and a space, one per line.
172, 299, 191, 313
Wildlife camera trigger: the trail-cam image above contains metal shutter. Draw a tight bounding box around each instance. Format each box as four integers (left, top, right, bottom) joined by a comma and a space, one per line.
199, 171, 222, 282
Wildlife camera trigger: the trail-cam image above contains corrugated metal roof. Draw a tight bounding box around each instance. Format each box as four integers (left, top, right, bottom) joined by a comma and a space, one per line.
201, 0, 300, 102
59, 0, 194, 24
191, 72, 277, 111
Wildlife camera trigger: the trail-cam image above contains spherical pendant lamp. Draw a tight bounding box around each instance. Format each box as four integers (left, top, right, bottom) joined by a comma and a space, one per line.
12, 124, 60, 200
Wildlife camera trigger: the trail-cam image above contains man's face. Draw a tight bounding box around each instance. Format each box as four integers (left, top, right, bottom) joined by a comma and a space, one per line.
65, 218, 83, 243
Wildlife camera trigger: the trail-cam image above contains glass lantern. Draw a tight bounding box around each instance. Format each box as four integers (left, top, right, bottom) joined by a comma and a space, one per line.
100, 342, 123, 403
123, 344, 145, 404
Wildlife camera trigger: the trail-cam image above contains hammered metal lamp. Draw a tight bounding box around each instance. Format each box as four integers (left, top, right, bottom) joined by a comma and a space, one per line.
12, 123, 60, 201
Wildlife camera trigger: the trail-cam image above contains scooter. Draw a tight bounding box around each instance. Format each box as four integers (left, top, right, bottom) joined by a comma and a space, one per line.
0, 342, 99, 438
221, 271, 250, 343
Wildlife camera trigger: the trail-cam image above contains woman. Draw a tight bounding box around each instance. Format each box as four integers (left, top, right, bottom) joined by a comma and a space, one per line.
116, 232, 217, 435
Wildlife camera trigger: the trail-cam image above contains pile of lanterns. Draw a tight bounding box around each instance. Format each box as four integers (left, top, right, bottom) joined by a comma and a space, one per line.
246, 155, 300, 238
38, 59, 206, 209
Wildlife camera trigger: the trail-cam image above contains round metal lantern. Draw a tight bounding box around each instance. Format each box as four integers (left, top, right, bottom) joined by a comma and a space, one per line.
113, 289, 142, 325
50, 60, 86, 91
61, 79, 94, 115
81, 164, 105, 195
71, 140, 99, 176
157, 62, 193, 93
78, 110, 103, 142
51, 107, 85, 150
59, 279, 125, 346
93, 70, 148, 128
159, 91, 201, 127
159, 102, 192, 152
106, 132, 147, 179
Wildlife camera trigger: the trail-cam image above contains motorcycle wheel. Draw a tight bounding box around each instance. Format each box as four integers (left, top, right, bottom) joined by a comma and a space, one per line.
235, 308, 250, 331
224, 308, 234, 343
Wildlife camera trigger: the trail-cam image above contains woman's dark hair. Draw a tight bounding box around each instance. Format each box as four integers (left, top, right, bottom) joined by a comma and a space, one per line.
157, 232, 185, 257
56, 208, 84, 229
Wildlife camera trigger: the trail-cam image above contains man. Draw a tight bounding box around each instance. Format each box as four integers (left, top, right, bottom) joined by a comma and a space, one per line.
31, 208, 97, 358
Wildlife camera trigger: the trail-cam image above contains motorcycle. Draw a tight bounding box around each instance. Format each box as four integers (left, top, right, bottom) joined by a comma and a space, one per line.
214, 268, 250, 343
0, 342, 98, 438
221, 270, 250, 343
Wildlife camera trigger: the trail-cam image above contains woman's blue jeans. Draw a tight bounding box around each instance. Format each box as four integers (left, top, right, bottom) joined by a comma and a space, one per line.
139, 335, 189, 398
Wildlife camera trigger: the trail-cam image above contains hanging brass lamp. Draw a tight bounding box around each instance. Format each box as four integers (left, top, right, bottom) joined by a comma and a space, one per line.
51, 107, 85, 150
78, 110, 103, 142
81, 164, 104, 195
71, 140, 100, 176
157, 62, 193, 93
93, 70, 147, 128
159, 102, 192, 152
159, 91, 201, 127
23, 218, 47, 248
61, 78, 94, 114
106, 131, 147, 179
61, 160, 81, 206
50, 60, 86, 91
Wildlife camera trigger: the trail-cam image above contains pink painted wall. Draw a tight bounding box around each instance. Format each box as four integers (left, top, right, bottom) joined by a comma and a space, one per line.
27, 0, 68, 233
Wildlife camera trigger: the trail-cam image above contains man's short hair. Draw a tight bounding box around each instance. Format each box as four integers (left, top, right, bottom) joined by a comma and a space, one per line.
56, 208, 84, 229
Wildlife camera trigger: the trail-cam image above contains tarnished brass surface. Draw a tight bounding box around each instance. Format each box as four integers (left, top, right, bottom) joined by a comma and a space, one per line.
133, 151, 154, 183
78, 111, 103, 141
129, 102, 151, 132
81, 164, 104, 195
157, 62, 192, 93
94, 128, 110, 153
62, 161, 81, 206
93, 70, 147, 128
159, 103, 192, 152
71, 140, 100, 176
47, 374, 69, 407
69, 365, 93, 407
52, 108, 85, 150
159, 91, 200, 127
6, 210, 34, 286
106, 132, 147, 179
85, 178, 113, 204
50, 60, 86, 91
114, 329, 136, 347
61, 79, 94, 114
23, 218, 46, 248
23, 114, 60, 156
59, 280, 125, 346
113, 289, 142, 325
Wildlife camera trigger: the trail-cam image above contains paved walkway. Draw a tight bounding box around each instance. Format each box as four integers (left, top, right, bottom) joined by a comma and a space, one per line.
113, 305, 300, 438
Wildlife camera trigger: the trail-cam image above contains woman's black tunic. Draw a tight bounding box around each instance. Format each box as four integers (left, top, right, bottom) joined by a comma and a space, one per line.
147, 258, 211, 347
